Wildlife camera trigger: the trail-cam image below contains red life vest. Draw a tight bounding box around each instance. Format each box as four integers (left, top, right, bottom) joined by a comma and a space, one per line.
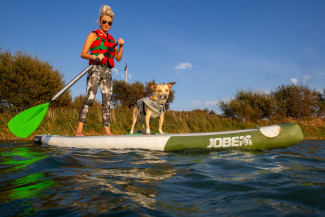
89, 30, 115, 67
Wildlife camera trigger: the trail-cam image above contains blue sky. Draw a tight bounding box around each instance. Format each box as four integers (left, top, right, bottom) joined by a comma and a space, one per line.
1, 0, 324, 112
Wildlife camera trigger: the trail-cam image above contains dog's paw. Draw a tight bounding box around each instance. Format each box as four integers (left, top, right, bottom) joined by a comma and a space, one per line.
159, 130, 165, 134
146, 129, 151, 135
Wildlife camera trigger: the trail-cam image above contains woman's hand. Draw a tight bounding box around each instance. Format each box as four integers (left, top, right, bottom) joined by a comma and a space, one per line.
97, 54, 105, 61
117, 38, 124, 46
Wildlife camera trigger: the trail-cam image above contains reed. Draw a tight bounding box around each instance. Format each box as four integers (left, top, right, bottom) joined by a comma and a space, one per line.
1, 107, 324, 140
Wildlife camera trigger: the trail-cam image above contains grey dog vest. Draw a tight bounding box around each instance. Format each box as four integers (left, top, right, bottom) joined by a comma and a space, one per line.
136, 97, 167, 116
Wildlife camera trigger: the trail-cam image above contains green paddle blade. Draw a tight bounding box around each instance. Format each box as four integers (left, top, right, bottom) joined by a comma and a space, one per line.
8, 102, 50, 138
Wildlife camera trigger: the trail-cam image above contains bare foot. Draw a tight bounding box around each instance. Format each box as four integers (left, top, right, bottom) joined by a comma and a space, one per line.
104, 127, 114, 136
104, 132, 114, 136
75, 132, 84, 137
75, 122, 84, 137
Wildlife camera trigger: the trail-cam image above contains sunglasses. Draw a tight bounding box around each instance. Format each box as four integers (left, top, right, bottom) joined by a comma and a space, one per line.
101, 20, 112, 26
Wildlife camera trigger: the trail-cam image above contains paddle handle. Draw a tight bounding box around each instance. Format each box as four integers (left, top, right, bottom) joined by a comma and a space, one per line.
50, 43, 118, 103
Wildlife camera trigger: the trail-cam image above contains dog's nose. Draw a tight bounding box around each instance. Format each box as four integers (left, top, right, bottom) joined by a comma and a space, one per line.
163, 94, 168, 99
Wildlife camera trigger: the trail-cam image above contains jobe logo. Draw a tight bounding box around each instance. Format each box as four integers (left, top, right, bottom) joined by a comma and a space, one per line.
207, 135, 252, 148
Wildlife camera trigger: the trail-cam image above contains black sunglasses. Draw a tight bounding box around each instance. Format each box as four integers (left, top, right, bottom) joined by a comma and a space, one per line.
101, 20, 112, 26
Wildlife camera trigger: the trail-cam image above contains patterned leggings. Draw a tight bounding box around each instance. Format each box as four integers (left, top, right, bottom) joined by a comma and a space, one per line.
78, 64, 112, 127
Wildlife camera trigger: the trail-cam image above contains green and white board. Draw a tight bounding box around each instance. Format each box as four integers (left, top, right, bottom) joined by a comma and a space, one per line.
33, 123, 303, 151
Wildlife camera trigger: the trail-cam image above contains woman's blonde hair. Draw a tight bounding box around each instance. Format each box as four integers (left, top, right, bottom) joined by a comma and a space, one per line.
99, 5, 114, 20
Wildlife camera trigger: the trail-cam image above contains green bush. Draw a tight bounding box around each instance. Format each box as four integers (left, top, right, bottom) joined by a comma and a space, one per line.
272, 84, 319, 118
0, 49, 72, 112
218, 85, 324, 121
218, 89, 275, 122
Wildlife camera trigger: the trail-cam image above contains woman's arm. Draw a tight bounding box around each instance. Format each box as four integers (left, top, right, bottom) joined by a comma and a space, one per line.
114, 38, 124, 62
81, 32, 99, 61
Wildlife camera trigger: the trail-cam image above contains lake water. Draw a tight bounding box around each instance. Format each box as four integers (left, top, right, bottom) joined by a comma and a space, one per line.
0, 140, 324, 216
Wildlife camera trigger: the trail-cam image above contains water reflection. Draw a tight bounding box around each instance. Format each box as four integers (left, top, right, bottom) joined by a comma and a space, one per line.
0, 145, 56, 216
1, 147, 47, 171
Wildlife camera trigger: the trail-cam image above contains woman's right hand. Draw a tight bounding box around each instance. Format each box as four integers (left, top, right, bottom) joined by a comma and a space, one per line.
97, 54, 105, 61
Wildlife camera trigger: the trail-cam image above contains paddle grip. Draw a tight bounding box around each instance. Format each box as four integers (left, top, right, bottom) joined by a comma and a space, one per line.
50, 43, 118, 103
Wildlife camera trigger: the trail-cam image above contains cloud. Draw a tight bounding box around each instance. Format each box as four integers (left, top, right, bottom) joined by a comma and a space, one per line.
175, 62, 192, 70
290, 78, 298, 84
112, 68, 132, 81
204, 101, 218, 107
112, 68, 119, 76
303, 75, 311, 83
317, 72, 325, 76
192, 100, 218, 109
122, 73, 132, 81
192, 101, 203, 108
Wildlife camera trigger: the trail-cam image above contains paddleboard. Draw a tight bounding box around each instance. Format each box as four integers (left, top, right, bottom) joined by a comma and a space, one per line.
33, 123, 303, 151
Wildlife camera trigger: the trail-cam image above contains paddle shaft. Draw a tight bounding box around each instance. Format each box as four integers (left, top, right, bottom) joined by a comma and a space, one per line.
50, 43, 118, 102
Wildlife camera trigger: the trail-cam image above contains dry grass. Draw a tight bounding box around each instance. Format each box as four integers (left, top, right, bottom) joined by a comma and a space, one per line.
1, 107, 324, 140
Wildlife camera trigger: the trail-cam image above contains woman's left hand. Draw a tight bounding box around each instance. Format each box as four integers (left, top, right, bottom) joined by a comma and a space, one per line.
117, 38, 124, 46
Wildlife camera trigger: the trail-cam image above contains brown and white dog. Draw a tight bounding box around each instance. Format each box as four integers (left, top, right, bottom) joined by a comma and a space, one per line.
130, 81, 176, 135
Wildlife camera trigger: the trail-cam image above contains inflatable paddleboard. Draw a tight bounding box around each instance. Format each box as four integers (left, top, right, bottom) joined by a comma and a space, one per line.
33, 123, 303, 151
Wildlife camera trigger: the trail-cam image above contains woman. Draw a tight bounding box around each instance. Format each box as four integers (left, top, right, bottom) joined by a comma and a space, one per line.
75, 5, 124, 136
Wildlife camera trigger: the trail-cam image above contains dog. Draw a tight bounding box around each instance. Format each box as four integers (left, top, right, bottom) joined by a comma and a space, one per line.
130, 81, 176, 135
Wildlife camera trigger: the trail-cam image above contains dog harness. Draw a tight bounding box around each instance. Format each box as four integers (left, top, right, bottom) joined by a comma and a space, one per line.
136, 97, 167, 116
89, 30, 115, 67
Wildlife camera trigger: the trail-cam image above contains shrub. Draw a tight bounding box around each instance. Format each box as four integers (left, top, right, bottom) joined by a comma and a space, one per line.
272, 84, 319, 118
0, 49, 72, 112
218, 89, 276, 122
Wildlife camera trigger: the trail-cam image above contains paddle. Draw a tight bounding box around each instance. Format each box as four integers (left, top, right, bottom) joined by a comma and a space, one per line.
8, 43, 118, 138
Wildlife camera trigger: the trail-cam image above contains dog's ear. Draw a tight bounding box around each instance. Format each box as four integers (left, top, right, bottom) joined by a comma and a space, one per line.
147, 80, 157, 90
167, 82, 176, 89
150, 82, 157, 90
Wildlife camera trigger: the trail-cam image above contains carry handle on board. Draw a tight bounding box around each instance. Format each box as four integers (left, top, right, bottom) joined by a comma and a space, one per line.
8, 43, 118, 138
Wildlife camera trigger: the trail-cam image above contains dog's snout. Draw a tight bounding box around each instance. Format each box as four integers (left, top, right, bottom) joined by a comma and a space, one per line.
163, 94, 168, 99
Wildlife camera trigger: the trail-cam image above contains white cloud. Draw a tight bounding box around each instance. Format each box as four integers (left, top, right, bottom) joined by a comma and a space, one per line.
303, 75, 311, 83
192, 101, 203, 108
291, 78, 298, 84
175, 62, 192, 70
112, 68, 119, 76
121, 73, 132, 81
316, 72, 325, 76
204, 101, 218, 107
192, 100, 218, 110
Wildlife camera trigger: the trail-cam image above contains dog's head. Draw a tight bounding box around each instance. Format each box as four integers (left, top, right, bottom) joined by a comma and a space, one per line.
150, 81, 176, 102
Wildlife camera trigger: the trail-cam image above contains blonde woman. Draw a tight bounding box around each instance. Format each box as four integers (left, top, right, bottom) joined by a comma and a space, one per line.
76, 5, 124, 136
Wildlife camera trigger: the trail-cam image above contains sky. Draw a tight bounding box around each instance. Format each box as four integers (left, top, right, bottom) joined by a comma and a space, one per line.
1, 0, 324, 112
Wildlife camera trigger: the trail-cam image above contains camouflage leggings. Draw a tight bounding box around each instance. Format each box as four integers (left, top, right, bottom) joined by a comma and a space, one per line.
78, 64, 112, 127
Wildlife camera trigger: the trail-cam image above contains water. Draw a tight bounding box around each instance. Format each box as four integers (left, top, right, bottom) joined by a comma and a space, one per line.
0, 140, 324, 217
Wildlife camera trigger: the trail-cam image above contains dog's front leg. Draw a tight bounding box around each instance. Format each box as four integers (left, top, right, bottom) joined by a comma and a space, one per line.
130, 107, 139, 134
159, 112, 165, 134
145, 110, 152, 135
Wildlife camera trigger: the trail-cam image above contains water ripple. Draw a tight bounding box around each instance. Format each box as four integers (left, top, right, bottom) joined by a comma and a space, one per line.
0, 140, 324, 216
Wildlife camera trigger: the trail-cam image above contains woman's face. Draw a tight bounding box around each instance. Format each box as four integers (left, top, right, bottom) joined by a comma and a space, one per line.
100, 15, 113, 32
